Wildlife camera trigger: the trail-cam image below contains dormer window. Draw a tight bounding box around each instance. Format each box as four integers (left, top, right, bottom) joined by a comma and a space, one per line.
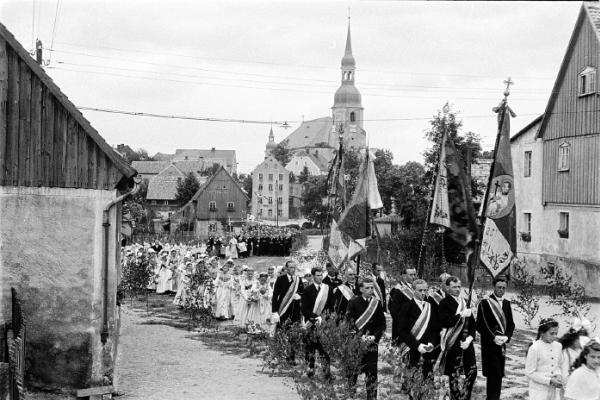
578, 66, 596, 96
350, 112, 356, 123
558, 142, 570, 172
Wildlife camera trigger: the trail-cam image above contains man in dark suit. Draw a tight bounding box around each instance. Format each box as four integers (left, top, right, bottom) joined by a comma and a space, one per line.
371, 263, 387, 311
388, 268, 417, 345
301, 267, 335, 379
476, 275, 515, 400
346, 278, 387, 400
398, 279, 441, 398
271, 260, 304, 363
323, 262, 343, 288
438, 276, 477, 400
333, 268, 360, 315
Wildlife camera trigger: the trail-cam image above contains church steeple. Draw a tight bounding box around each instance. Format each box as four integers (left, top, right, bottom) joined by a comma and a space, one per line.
331, 19, 364, 150
265, 125, 277, 158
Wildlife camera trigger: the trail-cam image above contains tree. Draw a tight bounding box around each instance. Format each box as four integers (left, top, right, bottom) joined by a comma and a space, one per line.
423, 105, 483, 199
175, 172, 201, 206
201, 163, 221, 176
298, 165, 311, 183
115, 144, 154, 164
300, 175, 329, 228
272, 141, 292, 166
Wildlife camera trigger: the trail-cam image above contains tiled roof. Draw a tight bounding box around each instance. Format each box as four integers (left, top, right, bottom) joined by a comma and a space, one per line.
586, 1, 600, 41
132, 161, 169, 174
281, 117, 334, 149
172, 149, 236, 162
146, 164, 208, 200
287, 150, 330, 173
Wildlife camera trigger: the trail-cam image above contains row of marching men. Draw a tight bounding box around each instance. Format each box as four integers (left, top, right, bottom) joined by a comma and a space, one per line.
270, 262, 600, 400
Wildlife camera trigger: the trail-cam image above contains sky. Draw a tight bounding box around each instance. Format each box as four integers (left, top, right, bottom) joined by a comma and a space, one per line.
0, 1, 583, 173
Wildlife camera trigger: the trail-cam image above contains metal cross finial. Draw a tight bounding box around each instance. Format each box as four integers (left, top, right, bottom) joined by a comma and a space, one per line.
503, 77, 514, 99
348, 7, 351, 21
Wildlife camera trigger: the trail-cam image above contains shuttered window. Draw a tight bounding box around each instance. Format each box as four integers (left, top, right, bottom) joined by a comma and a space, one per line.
578, 67, 597, 96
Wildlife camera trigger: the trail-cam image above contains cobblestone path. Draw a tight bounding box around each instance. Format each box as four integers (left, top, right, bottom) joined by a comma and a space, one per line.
115, 306, 299, 400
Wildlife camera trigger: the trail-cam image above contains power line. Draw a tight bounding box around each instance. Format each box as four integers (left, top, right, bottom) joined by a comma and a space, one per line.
53, 40, 556, 81
47, 65, 549, 101
48, 0, 62, 63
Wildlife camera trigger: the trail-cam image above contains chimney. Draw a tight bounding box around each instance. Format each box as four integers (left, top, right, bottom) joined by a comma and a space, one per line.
211, 147, 215, 151
35, 39, 43, 65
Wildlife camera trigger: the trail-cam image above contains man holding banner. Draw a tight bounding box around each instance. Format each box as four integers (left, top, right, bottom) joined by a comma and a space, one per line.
301, 267, 335, 380
346, 278, 386, 400
398, 279, 441, 396
271, 260, 304, 363
476, 275, 515, 400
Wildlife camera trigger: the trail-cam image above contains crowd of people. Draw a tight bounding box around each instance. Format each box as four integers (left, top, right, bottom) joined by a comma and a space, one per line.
121, 243, 600, 400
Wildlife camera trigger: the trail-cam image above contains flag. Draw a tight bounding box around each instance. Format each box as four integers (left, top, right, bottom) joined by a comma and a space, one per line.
480, 102, 517, 278
430, 129, 479, 248
328, 220, 349, 267
337, 149, 383, 241
430, 130, 451, 228
327, 146, 346, 221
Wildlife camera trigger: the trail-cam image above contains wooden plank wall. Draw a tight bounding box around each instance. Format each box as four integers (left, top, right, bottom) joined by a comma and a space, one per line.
542, 16, 600, 205
0, 40, 124, 190
195, 170, 249, 220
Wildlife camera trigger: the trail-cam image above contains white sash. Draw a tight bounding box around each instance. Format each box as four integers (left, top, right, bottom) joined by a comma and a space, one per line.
278, 276, 299, 316
356, 297, 378, 331
396, 282, 414, 300
400, 301, 432, 356
486, 296, 507, 334
429, 289, 444, 305
372, 275, 383, 301
312, 283, 330, 316
335, 284, 354, 301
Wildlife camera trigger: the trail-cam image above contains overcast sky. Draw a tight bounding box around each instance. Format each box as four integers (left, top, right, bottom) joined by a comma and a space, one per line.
0, 1, 582, 173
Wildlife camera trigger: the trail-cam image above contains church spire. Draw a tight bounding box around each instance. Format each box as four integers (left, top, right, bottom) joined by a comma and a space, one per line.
265, 125, 276, 158
344, 19, 353, 59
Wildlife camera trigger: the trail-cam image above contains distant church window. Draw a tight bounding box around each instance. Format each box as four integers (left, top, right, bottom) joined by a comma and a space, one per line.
350, 112, 356, 123
558, 142, 570, 172
579, 66, 596, 96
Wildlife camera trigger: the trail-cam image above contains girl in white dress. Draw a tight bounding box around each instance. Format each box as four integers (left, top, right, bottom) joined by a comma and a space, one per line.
246, 273, 272, 328
173, 262, 193, 307
564, 339, 600, 400
235, 267, 256, 324
156, 255, 174, 294
525, 318, 569, 400
228, 236, 239, 259
213, 264, 233, 319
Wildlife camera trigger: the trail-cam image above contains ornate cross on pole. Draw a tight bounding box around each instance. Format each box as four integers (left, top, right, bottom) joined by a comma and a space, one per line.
503, 77, 514, 99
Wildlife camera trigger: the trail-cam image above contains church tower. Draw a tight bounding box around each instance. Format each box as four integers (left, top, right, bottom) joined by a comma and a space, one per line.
265, 126, 276, 158
331, 21, 365, 150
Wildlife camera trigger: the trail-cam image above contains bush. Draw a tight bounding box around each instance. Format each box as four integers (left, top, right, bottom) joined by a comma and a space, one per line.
510, 257, 540, 328
302, 222, 314, 229
540, 261, 591, 319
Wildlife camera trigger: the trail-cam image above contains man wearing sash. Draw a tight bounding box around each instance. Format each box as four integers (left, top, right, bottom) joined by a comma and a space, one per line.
301, 267, 335, 379
271, 260, 304, 363
333, 269, 360, 315
388, 268, 417, 345
476, 275, 514, 400
438, 276, 477, 400
398, 279, 441, 391
429, 272, 451, 308
371, 263, 387, 311
346, 278, 386, 400
323, 262, 343, 288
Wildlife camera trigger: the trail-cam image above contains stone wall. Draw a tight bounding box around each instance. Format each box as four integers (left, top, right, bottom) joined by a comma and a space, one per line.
0, 186, 120, 391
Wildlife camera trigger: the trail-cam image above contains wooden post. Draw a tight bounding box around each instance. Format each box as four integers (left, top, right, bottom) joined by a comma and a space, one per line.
0, 39, 7, 185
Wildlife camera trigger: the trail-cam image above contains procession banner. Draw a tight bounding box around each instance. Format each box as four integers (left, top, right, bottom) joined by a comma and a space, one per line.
430, 129, 451, 228
480, 103, 517, 278
328, 220, 349, 268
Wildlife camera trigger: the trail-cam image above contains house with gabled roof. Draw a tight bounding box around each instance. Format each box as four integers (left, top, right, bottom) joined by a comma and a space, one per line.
285, 149, 330, 176
171, 166, 249, 236
0, 22, 137, 392
510, 1, 600, 296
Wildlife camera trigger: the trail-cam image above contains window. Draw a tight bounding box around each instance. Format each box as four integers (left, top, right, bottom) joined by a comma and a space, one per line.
259, 173, 263, 180
268, 184, 273, 191
558, 142, 570, 171
278, 184, 283, 191
268, 197, 273, 205
209, 223, 217, 232
209, 201, 216, 211
258, 197, 262, 204
278, 197, 283, 204
559, 212, 569, 238
279, 174, 283, 181
524, 151, 532, 177
578, 67, 597, 96
277, 209, 282, 217
227, 202, 235, 210
163, 200, 169, 205
350, 112, 356, 122
258, 184, 263, 191
268, 174, 273, 181
258, 209, 262, 216
268, 209, 273, 217
523, 213, 531, 234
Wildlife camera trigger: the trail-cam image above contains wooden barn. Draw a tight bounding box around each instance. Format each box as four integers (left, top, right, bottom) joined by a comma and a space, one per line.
0, 22, 137, 393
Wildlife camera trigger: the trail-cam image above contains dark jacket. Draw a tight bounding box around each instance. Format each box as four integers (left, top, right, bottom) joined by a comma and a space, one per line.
271, 274, 304, 322
476, 295, 515, 377
333, 282, 361, 316
345, 296, 386, 343
398, 298, 441, 361
388, 284, 413, 344
301, 283, 336, 322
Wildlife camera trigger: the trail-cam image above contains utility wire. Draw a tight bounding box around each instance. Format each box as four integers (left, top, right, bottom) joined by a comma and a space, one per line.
53, 40, 556, 81
48, 0, 62, 63
47, 65, 549, 101
48, 48, 552, 93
